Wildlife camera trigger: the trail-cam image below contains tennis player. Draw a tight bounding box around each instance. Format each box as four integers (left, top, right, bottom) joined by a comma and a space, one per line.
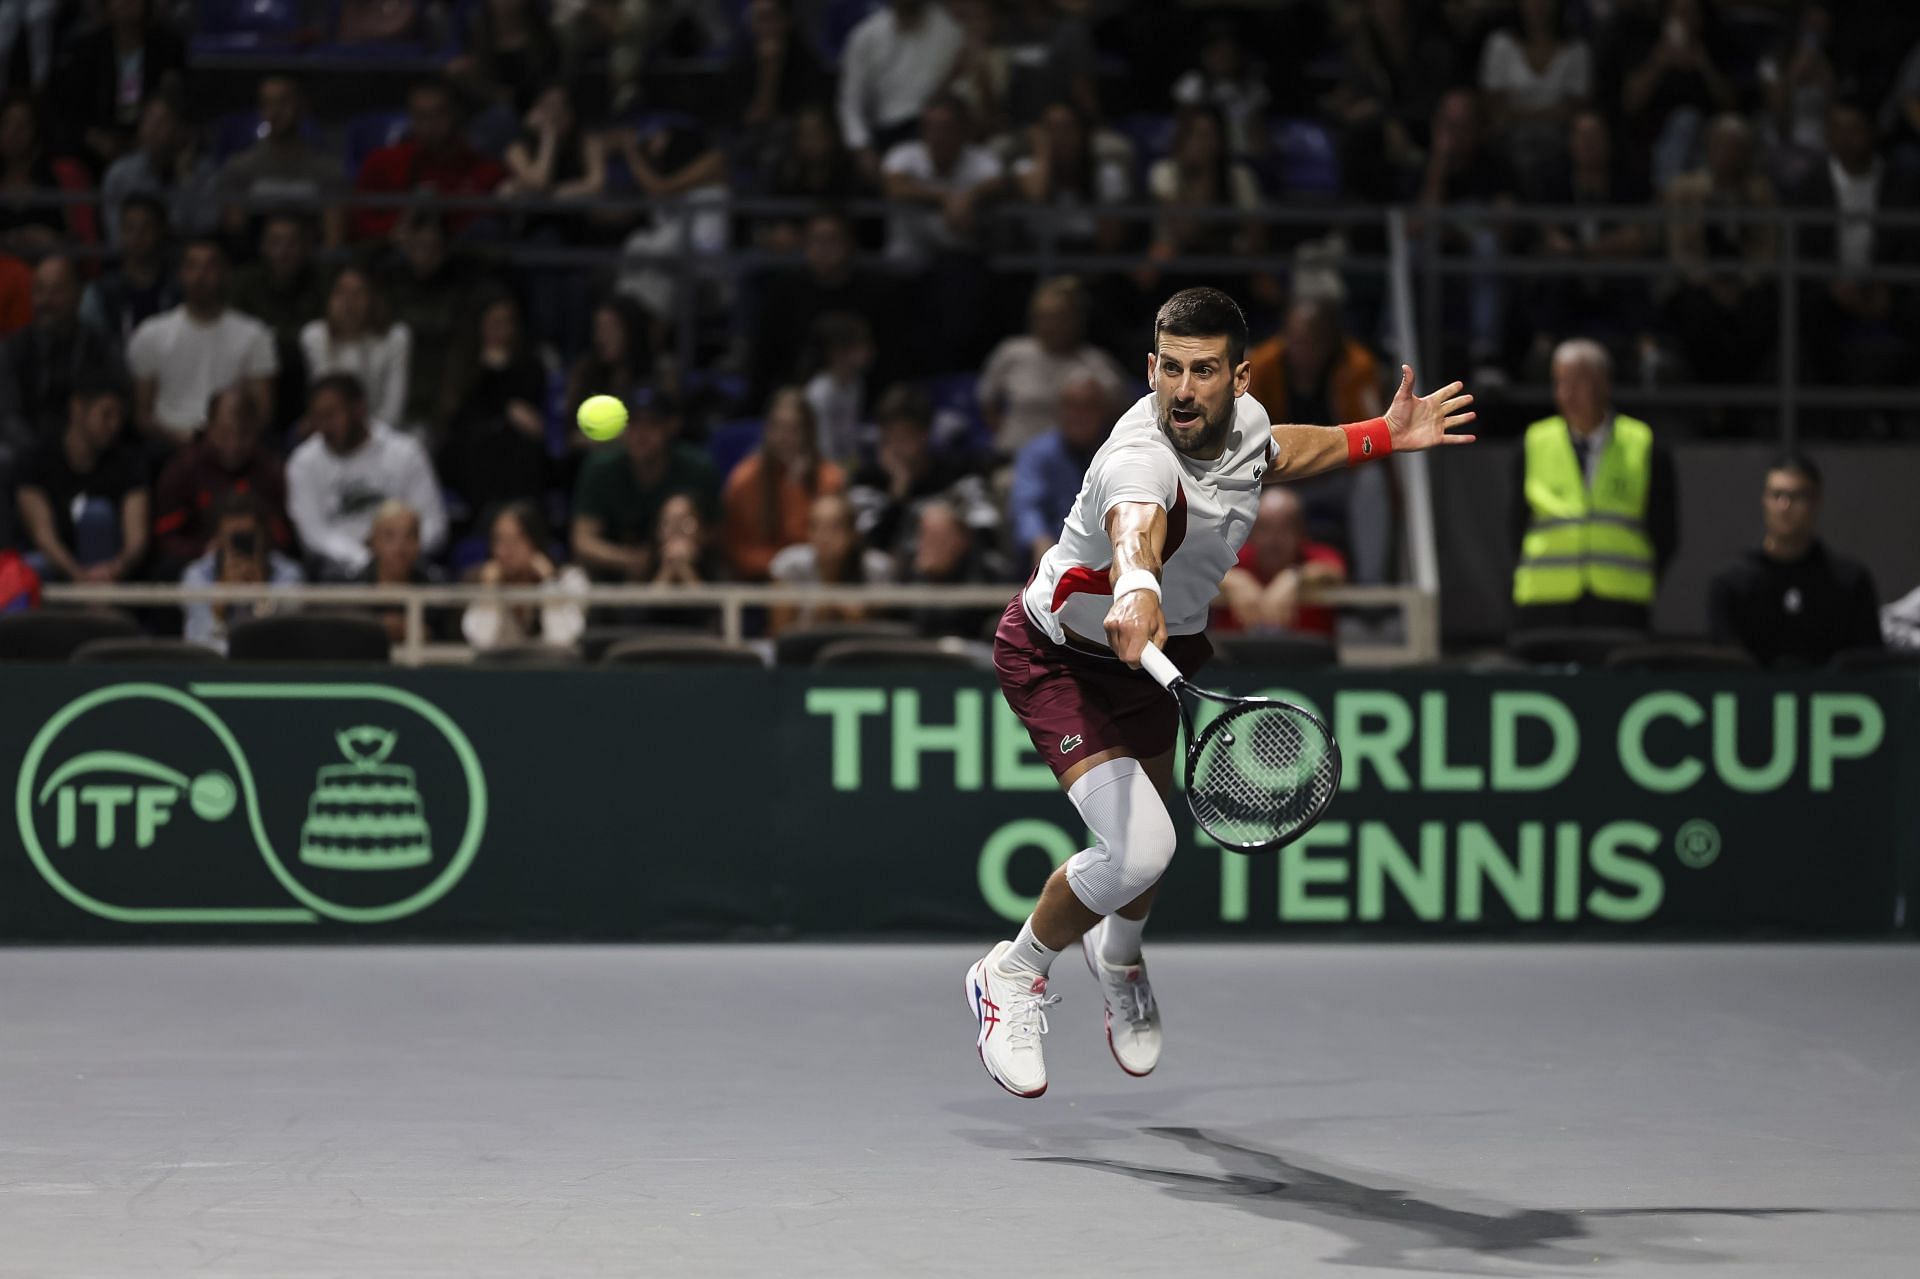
971, 287, 1476, 1098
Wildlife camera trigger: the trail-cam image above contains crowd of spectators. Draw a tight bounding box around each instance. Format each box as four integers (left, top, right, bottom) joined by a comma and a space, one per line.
1, 0, 1919, 655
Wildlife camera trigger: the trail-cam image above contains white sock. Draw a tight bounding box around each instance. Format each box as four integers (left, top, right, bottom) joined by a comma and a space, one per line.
1101, 912, 1148, 966
1000, 917, 1058, 981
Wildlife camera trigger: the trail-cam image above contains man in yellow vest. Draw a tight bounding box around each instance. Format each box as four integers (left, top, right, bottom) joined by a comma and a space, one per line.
1511, 339, 1677, 633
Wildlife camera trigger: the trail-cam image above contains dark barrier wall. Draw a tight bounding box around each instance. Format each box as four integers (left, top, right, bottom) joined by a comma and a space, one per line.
2, 670, 1915, 941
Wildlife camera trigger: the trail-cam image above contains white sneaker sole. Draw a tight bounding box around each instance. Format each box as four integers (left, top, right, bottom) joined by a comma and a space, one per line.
1081, 927, 1155, 1079
964, 958, 1046, 1099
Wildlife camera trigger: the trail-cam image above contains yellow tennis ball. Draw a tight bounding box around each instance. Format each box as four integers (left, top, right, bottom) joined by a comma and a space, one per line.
577, 394, 629, 441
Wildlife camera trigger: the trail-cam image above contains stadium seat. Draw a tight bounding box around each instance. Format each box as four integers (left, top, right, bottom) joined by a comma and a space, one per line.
602, 635, 766, 667
812, 637, 983, 669
470, 643, 582, 666
1212, 633, 1338, 669
774, 620, 915, 667
1604, 643, 1756, 673
0, 610, 141, 661
1269, 118, 1340, 198
815, 0, 881, 66
193, 0, 307, 52
227, 614, 392, 663
707, 418, 765, 478
923, 372, 990, 460
69, 638, 224, 664
1829, 646, 1920, 672
1116, 113, 1175, 186
212, 111, 270, 163
344, 111, 410, 175
1507, 627, 1645, 669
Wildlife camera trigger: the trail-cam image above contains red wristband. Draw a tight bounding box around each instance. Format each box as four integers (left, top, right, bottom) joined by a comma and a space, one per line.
1343, 417, 1392, 465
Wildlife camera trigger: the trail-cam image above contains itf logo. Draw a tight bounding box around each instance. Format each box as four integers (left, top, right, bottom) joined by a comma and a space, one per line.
14, 683, 486, 925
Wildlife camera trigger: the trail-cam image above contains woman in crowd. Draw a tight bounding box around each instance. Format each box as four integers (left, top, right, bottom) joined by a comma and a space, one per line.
439, 291, 551, 529
354, 499, 450, 645
1011, 101, 1130, 254
721, 386, 844, 581
768, 490, 893, 635
461, 500, 587, 650
300, 266, 411, 432
564, 297, 653, 445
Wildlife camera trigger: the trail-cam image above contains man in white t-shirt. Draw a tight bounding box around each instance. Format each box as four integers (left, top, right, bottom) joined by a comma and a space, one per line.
126, 239, 277, 448
968, 288, 1476, 1099
838, 0, 965, 165
978, 275, 1127, 454
880, 94, 1005, 265
285, 373, 447, 580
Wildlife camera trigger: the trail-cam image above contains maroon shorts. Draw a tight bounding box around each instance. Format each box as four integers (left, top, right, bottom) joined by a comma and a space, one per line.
992, 591, 1213, 779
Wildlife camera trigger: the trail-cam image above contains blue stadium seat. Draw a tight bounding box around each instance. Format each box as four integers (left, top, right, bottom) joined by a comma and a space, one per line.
193, 0, 306, 52
923, 371, 989, 460
1116, 113, 1175, 186
683, 369, 749, 413
708, 417, 765, 478
1269, 118, 1340, 198
816, 0, 880, 66
545, 367, 570, 459
212, 111, 269, 162
344, 110, 410, 174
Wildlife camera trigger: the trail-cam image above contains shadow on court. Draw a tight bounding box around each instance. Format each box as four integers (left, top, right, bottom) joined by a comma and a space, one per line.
1021, 1126, 1841, 1273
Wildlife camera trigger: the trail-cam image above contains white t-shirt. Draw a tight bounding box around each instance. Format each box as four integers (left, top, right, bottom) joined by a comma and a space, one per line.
1024, 391, 1273, 646
126, 307, 279, 442
977, 336, 1129, 454
1477, 32, 1592, 114
882, 141, 1003, 262
299, 321, 413, 434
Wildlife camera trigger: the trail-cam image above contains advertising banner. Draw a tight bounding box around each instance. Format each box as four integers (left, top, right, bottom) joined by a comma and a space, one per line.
1, 670, 1913, 941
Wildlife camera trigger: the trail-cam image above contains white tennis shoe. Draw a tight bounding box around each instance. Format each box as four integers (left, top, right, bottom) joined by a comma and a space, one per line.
965, 941, 1060, 1098
1081, 921, 1162, 1077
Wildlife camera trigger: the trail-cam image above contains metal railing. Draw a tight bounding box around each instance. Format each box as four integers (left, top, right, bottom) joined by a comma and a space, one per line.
40, 580, 1437, 667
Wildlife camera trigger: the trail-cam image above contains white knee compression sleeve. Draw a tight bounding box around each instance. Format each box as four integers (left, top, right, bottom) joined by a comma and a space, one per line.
1063, 757, 1177, 916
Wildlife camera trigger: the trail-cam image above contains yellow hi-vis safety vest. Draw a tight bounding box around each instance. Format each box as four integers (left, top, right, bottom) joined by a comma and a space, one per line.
1512, 414, 1656, 607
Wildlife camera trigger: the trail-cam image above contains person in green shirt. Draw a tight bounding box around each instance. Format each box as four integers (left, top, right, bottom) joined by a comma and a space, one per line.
570, 390, 718, 580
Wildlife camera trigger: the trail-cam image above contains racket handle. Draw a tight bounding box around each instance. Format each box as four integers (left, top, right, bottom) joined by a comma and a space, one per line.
1138, 641, 1183, 690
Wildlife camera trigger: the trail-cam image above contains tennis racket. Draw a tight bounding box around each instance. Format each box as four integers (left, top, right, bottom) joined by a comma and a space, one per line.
1138, 641, 1342, 854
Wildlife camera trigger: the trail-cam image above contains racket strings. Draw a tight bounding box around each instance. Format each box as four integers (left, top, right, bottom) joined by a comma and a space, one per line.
1190, 706, 1339, 848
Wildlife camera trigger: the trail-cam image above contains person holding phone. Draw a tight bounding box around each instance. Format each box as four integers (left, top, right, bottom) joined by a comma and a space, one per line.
179, 491, 303, 650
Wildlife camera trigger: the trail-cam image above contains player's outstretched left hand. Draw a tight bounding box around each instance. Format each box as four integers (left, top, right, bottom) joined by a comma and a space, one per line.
1384, 365, 1477, 452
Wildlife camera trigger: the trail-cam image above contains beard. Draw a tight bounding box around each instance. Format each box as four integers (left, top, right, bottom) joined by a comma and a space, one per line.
1157, 395, 1233, 457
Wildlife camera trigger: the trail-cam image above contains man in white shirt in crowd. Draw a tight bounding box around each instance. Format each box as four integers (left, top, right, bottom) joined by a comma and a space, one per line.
127, 238, 277, 448
285, 373, 446, 580
839, 0, 964, 175
979, 276, 1127, 455
881, 93, 1005, 266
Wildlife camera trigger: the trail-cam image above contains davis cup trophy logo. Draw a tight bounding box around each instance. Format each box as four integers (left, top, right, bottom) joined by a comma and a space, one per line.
15, 683, 486, 925
301, 726, 434, 870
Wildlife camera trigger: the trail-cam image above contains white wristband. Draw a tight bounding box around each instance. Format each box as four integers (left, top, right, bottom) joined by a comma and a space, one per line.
1113, 569, 1162, 600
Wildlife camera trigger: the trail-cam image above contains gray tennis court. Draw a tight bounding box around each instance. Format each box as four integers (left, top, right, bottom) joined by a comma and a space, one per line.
2, 943, 1915, 1277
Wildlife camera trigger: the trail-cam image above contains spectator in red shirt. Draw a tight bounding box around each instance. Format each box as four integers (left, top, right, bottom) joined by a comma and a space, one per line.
1213, 486, 1348, 637
352, 80, 504, 241
149, 386, 290, 575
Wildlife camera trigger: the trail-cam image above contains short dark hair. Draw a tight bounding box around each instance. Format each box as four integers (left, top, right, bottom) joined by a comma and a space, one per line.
1154, 287, 1248, 365
1768, 453, 1822, 490
119, 191, 169, 231
310, 372, 367, 405
875, 383, 932, 431
70, 369, 129, 410
182, 236, 227, 263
